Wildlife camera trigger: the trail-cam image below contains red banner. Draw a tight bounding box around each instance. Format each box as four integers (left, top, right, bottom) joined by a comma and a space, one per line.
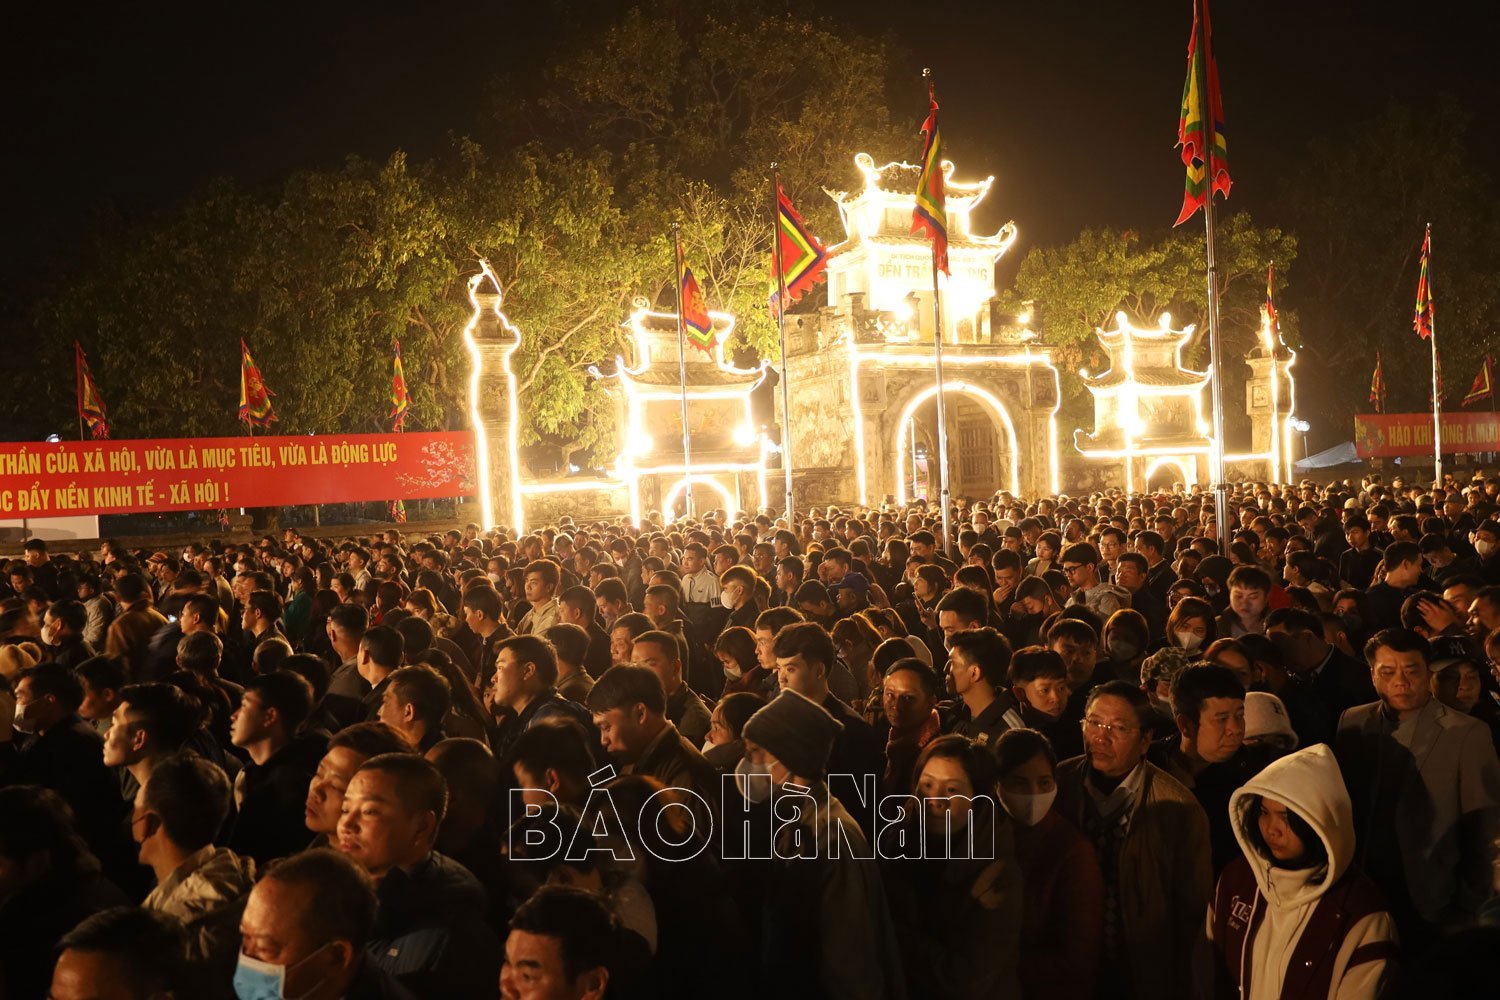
0, 431, 475, 517
1354, 412, 1500, 458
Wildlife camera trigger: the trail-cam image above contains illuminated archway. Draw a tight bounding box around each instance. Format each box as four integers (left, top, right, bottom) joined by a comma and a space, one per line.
1144, 457, 1195, 490
662, 475, 737, 521
894, 381, 1020, 503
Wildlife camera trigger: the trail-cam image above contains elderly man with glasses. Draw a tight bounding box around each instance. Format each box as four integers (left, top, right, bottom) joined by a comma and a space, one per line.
1056, 680, 1212, 1000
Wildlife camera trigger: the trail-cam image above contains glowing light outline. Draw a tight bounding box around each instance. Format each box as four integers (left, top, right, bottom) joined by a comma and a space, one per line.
1144, 456, 1196, 488
893, 380, 1021, 504
462, 261, 525, 533
663, 475, 737, 518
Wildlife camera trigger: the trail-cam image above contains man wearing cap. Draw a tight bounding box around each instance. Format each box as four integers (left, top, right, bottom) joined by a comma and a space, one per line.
828, 572, 871, 619
741, 689, 906, 999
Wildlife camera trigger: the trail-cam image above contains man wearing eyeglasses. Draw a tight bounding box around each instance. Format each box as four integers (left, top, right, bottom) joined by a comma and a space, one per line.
1056, 680, 1212, 1000
1061, 542, 1129, 621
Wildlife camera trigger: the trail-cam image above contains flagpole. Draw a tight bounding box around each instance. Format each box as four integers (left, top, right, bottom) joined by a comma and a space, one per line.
923, 68, 954, 558
74, 342, 85, 442
1426, 224, 1443, 484
771, 165, 794, 521
670, 223, 696, 521
1195, 0, 1230, 553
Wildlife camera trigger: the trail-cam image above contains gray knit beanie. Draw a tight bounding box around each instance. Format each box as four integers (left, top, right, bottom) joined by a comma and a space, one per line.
742, 689, 845, 781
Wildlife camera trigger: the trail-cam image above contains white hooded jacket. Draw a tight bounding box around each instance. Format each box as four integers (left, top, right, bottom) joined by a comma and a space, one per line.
1213, 744, 1395, 1000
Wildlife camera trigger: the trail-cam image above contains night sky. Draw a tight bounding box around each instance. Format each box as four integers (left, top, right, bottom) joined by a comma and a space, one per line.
6, 0, 1493, 310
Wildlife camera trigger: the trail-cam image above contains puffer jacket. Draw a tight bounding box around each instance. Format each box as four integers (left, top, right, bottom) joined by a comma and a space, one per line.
1209, 744, 1396, 1000
144, 846, 256, 999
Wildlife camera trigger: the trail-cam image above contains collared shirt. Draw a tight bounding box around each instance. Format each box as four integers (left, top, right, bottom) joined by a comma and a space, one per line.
519, 598, 560, 636
1084, 760, 1148, 833
681, 567, 721, 605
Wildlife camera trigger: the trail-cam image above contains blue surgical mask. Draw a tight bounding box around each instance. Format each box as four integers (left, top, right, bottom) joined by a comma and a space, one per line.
233, 946, 329, 1000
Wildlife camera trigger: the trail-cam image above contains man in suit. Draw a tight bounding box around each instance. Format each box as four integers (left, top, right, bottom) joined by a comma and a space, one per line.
1335, 627, 1500, 945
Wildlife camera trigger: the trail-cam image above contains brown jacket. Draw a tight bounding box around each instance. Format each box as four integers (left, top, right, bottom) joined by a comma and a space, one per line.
1056, 756, 1212, 1000
105, 598, 168, 680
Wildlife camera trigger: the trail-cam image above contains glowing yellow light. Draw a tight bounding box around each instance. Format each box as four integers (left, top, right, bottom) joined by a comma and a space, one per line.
663, 475, 737, 519
732, 423, 757, 447
1144, 457, 1196, 488
462, 261, 525, 533
894, 380, 1021, 503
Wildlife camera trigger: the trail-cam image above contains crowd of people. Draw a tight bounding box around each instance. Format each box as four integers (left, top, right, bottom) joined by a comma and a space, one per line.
2, 471, 1500, 999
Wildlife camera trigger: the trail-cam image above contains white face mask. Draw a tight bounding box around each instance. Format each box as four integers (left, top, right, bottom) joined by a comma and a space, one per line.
40, 622, 59, 647
1477, 539, 1495, 557
1175, 630, 1204, 652
734, 757, 774, 803
721, 660, 743, 681
999, 788, 1057, 827
486, 572, 503, 585
701, 737, 718, 754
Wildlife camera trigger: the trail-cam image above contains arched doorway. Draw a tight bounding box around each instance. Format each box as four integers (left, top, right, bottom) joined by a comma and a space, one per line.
1144, 457, 1195, 491
663, 475, 738, 520
894, 382, 1019, 504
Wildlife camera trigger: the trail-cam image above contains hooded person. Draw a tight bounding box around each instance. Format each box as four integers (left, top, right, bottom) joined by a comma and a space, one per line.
739, 689, 907, 1000
1209, 744, 1396, 1000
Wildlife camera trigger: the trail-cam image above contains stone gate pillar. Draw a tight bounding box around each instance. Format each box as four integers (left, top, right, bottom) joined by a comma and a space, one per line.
464, 265, 523, 532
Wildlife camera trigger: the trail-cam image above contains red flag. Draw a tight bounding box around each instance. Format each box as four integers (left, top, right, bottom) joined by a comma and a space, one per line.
675, 235, 714, 353
1463, 355, 1493, 408
771, 183, 828, 313
1369, 353, 1386, 413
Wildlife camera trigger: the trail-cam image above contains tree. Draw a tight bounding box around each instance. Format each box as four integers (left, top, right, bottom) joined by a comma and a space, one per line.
1276, 100, 1500, 427
1006, 212, 1297, 427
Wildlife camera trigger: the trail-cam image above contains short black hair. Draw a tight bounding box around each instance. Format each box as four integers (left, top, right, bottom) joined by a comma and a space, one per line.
20, 662, 83, 711
883, 656, 941, 699
386, 665, 452, 728
119, 683, 203, 753
360, 625, 404, 670
143, 754, 232, 851
545, 622, 591, 669
934, 586, 988, 626
1084, 679, 1152, 729
1364, 627, 1430, 667
328, 602, 368, 636
1060, 541, 1101, 567
496, 634, 559, 686
772, 621, 834, 670
56, 906, 188, 996
1169, 664, 1245, 723
76, 655, 128, 695
947, 627, 1012, 688
46, 599, 87, 633
357, 753, 448, 825
1265, 606, 1320, 635
328, 721, 414, 757
1008, 645, 1067, 684
511, 719, 598, 787
508, 885, 618, 982
586, 664, 666, 716
261, 849, 379, 948
994, 727, 1057, 775
243, 670, 314, 732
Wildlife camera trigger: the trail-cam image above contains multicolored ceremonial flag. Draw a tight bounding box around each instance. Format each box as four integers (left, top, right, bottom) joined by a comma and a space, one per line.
1174, 0, 1232, 226
1265, 264, 1279, 336
1464, 355, 1493, 408
1414, 224, 1435, 340
675, 236, 715, 353
388, 499, 407, 523
1370, 353, 1386, 413
390, 340, 411, 431
1431, 348, 1444, 407
770, 183, 828, 314
75, 341, 109, 440
238, 338, 277, 427
911, 83, 949, 275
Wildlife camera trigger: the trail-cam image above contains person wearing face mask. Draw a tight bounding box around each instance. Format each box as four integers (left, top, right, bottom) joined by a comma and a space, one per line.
235, 848, 416, 1000
739, 689, 907, 1000
1165, 665, 1267, 875
1165, 596, 1216, 655
1209, 744, 1395, 1000
882, 734, 1022, 1000
1469, 519, 1500, 585
41, 599, 95, 671
995, 728, 1102, 1000
1101, 609, 1149, 684
699, 690, 763, 771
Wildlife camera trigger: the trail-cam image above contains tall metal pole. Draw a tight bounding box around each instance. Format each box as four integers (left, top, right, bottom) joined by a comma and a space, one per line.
670, 223, 695, 520
1427, 224, 1443, 485
771, 166, 794, 520
924, 68, 953, 557
1196, 2, 1230, 552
